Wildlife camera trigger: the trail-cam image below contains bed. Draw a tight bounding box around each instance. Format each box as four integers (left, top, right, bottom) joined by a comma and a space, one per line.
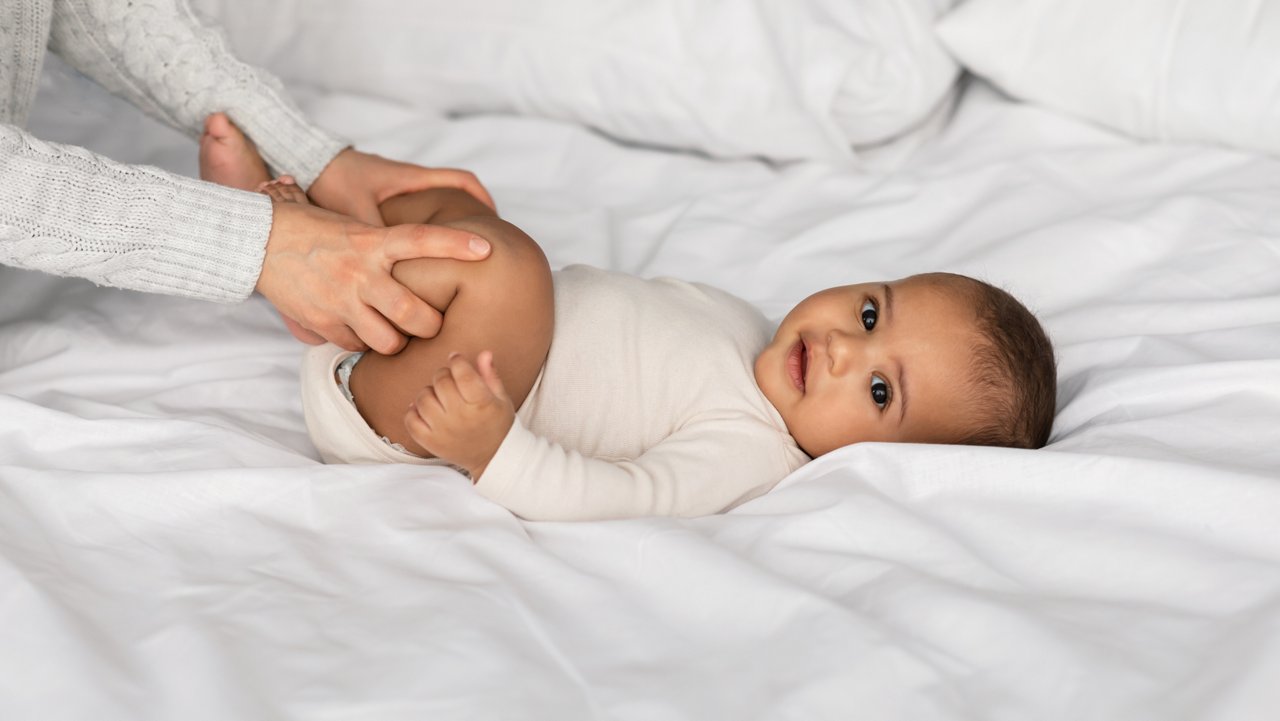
3, 2, 1279, 718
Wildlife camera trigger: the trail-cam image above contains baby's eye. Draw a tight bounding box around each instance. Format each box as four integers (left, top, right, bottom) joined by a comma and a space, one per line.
860, 299, 878, 331
870, 374, 891, 409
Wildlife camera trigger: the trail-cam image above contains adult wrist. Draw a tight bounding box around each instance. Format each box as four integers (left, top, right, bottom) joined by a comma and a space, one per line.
307, 147, 357, 208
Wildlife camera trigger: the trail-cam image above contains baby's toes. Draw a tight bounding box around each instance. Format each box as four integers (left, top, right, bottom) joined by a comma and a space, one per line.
256, 180, 288, 203
257, 179, 311, 205
279, 182, 310, 204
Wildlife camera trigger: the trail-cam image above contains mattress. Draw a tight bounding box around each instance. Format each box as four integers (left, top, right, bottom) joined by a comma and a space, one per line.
2, 57, 1279, 720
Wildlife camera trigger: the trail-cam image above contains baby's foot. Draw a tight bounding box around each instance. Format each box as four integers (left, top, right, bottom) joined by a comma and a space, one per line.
199, 112, 271, 191
257, 176, 312, 206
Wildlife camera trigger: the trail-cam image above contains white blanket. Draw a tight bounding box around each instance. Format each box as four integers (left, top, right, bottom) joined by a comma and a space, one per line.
2, 59, 1279, 720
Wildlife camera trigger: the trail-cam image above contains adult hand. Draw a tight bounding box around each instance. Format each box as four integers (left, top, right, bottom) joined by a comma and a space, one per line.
255, 199, 492, 354
307, 148, 496, 226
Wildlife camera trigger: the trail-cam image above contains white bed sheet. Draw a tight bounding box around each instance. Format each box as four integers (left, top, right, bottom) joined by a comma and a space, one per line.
2, 60, 1279, 720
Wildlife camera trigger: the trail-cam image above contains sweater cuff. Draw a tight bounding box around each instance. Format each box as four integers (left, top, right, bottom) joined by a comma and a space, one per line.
227, 103, 349, 191
0, 124, 272, 303
147, 175, 274, 302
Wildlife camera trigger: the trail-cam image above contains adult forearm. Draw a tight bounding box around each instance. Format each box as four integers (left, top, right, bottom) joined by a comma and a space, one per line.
47, 0, 346, 187
0, 123, 270, 302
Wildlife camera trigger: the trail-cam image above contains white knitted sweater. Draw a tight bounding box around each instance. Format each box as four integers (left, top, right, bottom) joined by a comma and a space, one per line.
0, 0, 347, 302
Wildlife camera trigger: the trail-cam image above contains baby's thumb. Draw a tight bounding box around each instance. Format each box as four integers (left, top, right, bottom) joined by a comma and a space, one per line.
477, 351, 509, 401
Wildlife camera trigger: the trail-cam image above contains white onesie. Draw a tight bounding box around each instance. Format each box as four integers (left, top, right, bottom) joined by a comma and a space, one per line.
301, 265, 809, 521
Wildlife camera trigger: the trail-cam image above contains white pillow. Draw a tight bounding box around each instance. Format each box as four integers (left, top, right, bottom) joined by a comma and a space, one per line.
195, 0, 959, 162
936, 0, 1280, 156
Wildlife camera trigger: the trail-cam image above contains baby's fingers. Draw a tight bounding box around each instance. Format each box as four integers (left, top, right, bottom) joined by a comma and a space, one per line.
475, 351, 510, 403
405, 386, 440, 434
404, 404, 430, 439
447, 352, 494, 404
430, 366, 462, 410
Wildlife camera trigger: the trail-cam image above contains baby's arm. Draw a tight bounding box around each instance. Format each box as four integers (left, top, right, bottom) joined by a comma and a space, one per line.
467, 415, 795, 521
347, 189, 554, 465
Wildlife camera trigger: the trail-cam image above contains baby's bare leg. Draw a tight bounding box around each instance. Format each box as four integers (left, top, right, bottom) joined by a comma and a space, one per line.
349, 189, 554, 456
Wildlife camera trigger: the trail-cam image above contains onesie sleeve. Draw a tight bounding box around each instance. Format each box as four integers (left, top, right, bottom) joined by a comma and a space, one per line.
47, 0, 347, 188
1, 122, 271, 302
475, 416, 800, 521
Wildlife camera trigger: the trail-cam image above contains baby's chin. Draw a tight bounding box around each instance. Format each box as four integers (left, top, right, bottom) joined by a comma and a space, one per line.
791, 429, 859, 459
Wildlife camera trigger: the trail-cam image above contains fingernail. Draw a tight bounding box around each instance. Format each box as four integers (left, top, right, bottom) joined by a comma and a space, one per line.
469, 237, 490, 255
448, 351, 460, 360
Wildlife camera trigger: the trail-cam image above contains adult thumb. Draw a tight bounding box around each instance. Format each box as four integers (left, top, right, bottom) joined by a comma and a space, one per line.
346, 198, 386, 227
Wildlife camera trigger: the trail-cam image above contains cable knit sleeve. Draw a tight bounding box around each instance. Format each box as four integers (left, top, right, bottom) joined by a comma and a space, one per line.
0, 122, 271, 302
47, 0, 347, 188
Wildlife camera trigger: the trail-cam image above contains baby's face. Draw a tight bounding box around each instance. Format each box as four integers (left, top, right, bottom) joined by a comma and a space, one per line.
755, 274, 983, 457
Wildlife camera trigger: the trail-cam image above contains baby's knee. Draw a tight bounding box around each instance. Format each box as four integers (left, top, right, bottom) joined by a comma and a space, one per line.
460, 220, 551, 301
390, 217, 551, 318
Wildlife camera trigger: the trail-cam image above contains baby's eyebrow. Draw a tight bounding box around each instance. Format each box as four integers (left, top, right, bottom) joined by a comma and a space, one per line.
898, 358, 909, 425
883, 283, 908, 424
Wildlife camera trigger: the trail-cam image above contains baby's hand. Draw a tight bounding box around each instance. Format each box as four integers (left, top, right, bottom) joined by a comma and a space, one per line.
404, 351, 514, 479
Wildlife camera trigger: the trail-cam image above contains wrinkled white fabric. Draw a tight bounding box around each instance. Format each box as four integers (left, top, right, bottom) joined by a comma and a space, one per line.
193, 0, 959, 164
938, 0, 1280, 156
2, 60, 1279, 720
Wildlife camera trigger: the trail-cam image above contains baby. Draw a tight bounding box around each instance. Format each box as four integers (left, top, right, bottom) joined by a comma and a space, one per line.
201, 117, 1057, 522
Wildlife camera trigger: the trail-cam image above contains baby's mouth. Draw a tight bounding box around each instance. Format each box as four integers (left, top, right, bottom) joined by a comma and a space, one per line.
787, 338, 808, 392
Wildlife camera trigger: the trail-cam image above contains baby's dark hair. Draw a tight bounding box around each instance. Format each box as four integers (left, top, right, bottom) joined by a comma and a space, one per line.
933, 273, 1057, 449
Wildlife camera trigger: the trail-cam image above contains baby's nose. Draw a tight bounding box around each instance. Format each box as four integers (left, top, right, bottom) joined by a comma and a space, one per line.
826, 329, 861, 372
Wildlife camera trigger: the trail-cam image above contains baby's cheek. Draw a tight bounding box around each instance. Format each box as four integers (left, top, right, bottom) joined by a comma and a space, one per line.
792, 407, 868, 457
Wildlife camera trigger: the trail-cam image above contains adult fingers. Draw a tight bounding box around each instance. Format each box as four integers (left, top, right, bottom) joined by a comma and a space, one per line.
370, 165, 496, 212
342, 196, 386, 227
360, 280, 444, 340
476, 350, 511, 402
316, 323, 367, 353
381, 224, 491, 263
343, 304, 407, 355
420, 168, 497, 211
280, 314, 326, 345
